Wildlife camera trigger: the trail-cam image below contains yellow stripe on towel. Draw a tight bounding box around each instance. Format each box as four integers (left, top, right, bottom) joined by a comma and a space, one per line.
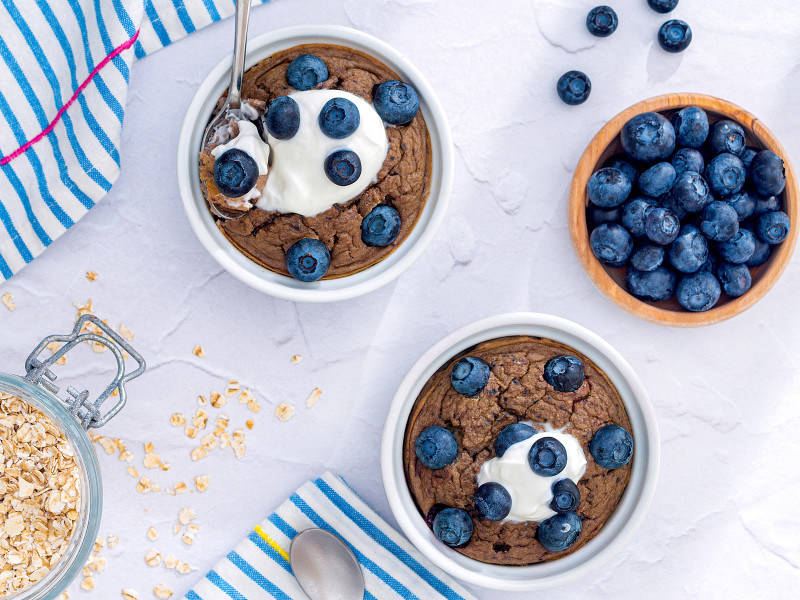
254, 525, 290, 563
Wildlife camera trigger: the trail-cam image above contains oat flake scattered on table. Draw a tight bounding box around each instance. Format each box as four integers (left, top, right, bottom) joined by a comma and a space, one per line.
0, 293, 15, 311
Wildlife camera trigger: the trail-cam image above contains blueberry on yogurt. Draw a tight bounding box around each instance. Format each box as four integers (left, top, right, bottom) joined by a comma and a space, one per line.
415, 426, 458, 470
213, 149, 258, 197
451, 356, 490, 396
373, 81, 420, 125
265, 96, 300, 140
528, 437, 568, 477
538, 512, 582, 552
324, 150, 362, 186
494, 423, 536, 457
285, 238, 331, 282
286, 54, 328, 90
318, 97, 360, 139
543, 356, 585, 393
474, 482, 512, 521
589, 424, 633, 469
361, 205, 401, 247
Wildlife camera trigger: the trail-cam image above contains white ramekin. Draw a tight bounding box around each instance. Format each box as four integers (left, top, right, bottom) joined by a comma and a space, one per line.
177, 25, 453, 302
380, 313, 660, 591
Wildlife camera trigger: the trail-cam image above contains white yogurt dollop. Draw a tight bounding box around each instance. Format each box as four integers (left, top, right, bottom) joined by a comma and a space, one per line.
477, 427, 587, 523
210, 120, 271, 204
258, 89, 389, 217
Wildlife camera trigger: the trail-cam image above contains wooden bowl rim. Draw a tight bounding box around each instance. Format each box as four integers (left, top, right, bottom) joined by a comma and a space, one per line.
568, 93, 799, 328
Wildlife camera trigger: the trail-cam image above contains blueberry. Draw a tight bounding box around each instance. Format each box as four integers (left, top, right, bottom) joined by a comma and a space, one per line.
590, 424, 633, 469
707, 120, 746, 157
630, 243, 665, 272
751, 150, 786, 196
324, 150, 362, 186
538, 512, 582, 552
286, 54, 328, 91
622, 196, 659, 237
671, 147, 705, 176
264, 96, 301, 140
752, 192, 781, 217
586, 6, 618, 37
590, 223, 633, 266
699, 252, 718, 273
451, 356, 490, 396
474, 482, 512, 521
494, 423, 536, 457
639, 162, 677, 197
756, 210, 791, 244
671, 106, 708, 148
415, 426, 458, 470
644, 207, 681, 245
543, 356, 585, 392
704, 153, 745, 197
669, 225, 708, 273
549, 479, 580, 514
528, 437, 568, 477
740, 147, 759, 170
700, 201, 740, 242
604, 154, 640, 186
718, 229, 756, 264
625, 266, 677, 301
659, 189, 688, 221
669, 171, 710, 213
213, 149, 259, 197
361, 205, 401, 247
658, 19, 692, 53
285, 238, 331, 282
717, 262, 752, 297
317, 97, 360, 139
588, 168, 631, 208
745, 233, 772, 267
556, 71, 591, 105
647, 0, 679, 13
676, 271, 721, 311
621, 112, 676, 163
432, 508, 473, 547
373, 80, 420, 125
723, 190, 755, 221
587, 203, 622, 228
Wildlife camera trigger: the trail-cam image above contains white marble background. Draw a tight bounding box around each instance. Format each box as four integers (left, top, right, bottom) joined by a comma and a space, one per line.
1, 0, 799, 598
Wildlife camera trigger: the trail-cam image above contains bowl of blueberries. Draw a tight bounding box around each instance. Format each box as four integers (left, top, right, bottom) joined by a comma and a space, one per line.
569, 93, 797, 326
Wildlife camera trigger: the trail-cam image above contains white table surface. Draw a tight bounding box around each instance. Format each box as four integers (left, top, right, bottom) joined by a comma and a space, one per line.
2, 0, 799, 598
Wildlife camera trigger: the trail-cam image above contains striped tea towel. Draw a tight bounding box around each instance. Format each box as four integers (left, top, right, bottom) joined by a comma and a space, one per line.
0, 0, 271, 281
187, 472, 478, 600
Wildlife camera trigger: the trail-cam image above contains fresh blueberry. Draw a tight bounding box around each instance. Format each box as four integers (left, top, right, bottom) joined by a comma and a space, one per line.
528, 437, 568, 477
751, 150, 786, 196
676, 271, 721, 311
647, 0, 679, 13
671, 106, 708, 148
657, 19, 692, 53
538, 512, 582, 552
644, 207, 681, 245
745, 232, 772, 267
213, 149, 259, 197
556, 71, 591, 105
474, 482, 512, 521
324, 150, 362, 186
494, 423, 536, 457
587, 203, 622, 228
285, 238, 331, 282
590, 424, 633, 469
265, 96, 300, 140
590, 223, 633, 267
373, 80, 420, 125
752, 192, 781, 217
671, 147, 704, 176
660, 189, 688, 220
756, 210, 791, 244
621, 112, 676, 163
740, 147, 759, 170
586, 6, 618, 37
549, 479, 580, 514
630, 243, 665, 272
286, 54, 328, 90
415, 426, 458, 470
318, 97, 360, 139
543, 356, 585, 392
700, 201, 740, 242
361, 205, 401, 247
604, 154, 640, 186
704, 153, 745, 197
625, 266, 677, 301
717, 262, 752, 297
669, 225, 708, 273
639, 162, 677, 197
451, 356, 490, 396
723, 190, 755, 221
622, 196, 659, 237
707, 120, 746, 156
718, 229, 756, 264
432, 508, 473, 547
588, 168, 631, 208
669, 171, 710, 213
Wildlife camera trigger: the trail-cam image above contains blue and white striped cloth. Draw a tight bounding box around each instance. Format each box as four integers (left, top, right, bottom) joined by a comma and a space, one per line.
0, 0, 271, 280
187, 473, 477, 600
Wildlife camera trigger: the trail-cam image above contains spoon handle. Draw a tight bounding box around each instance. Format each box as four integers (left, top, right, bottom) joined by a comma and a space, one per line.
227, 0, 252, 110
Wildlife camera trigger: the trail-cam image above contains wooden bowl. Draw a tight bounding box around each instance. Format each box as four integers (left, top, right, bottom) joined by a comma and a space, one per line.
569, 93, 798, 327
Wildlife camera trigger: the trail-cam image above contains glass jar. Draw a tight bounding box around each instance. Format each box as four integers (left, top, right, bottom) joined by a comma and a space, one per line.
2, 315, 145, 600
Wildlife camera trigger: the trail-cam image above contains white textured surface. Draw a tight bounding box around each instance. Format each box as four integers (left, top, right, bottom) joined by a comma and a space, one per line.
0, 0, 798, 597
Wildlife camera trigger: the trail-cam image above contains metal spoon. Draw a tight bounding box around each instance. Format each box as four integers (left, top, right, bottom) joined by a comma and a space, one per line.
290, 529, 365, 600
201, 0, 253, 220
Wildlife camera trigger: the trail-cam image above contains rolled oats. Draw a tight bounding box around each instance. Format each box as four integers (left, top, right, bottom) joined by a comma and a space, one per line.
178, 507, 196, 525
194, 475, 210, 492
225, 381, 241, 397
192, 346, 206, 358
121, 588, 139, 600
119, 324, 134, 341
174, 481, 187, 495
153, 584, 173, 600
136, 477, 152, 494
1, 292, 15, 311
184, 426, 198, 439
209, 392, 226, 408
146, 527, 158, 541
190, 446, 208, 461
200, 433, 218, 451
192, 409, 208, 430
245, 419, 254, 430
197, 395, 208, 407
126, 466, 139, 478
175, 562, 192, 575
237, 388, 252, 404
164, 554, 178, 569
305, 388, 322, 408
291, 354, 302, 364
170, 413, 186, 427
85, 271, 98, 281
107, 535, 120, 548
275, 402, 295, 421
144, 550, 161, 567
80, 577, 95, 591
93, 537, 105, 553
46, 341, 68, 365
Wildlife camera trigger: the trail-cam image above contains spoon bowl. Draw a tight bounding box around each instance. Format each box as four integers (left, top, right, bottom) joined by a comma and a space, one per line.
290, 528, 365, 600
